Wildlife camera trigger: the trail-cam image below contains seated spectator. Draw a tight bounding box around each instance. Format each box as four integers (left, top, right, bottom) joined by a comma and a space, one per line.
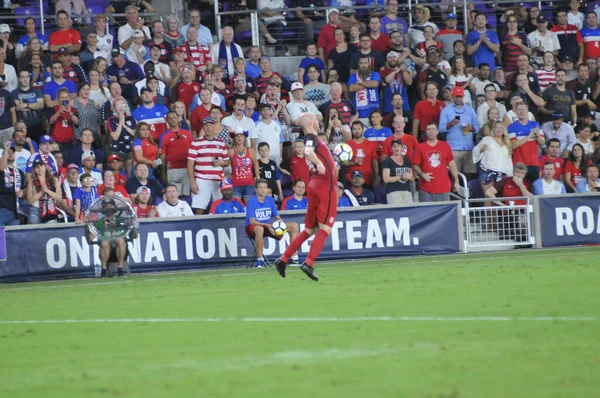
336, 181, 351, 207
74, 173, 100, 222
210, 26, 243, 80
16, 17, 48, 59
106, 154, 128, 187
533, 162, 567, 195
508, 103, 545, 183
132, 186, 159, 218
0, 141, 25, 226
484, 162, 533, 205
48, 11, 82, 54
125, 30, 150, 66
209, 178, 246, 215
132, 122, 160, 175
117, 6, 151, 50
344, 170, 375, 206
381, 138, 413, 205
286, 82, 323, 127
323, 106, 351, 151
60, 163, 79, 221
539, 138, 566, 181
565, 143, 591, 192
281, 178, 308, 210
257, 142, 283, 202
156, 184, 194, 217
576, 126, 596, 155
27, 158, 63, 224
575, 163, 600, 192
473, 121, 514, 190
245, 178, 299, 268
79, 151, 102, 186
179, 9, 213, 47
133, 87, 169, 141
159, 112, 193, 195
126, 163, 165, 204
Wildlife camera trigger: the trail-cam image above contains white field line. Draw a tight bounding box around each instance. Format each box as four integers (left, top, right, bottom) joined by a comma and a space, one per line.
2, 249, 597, 292
0, 316, 598, 325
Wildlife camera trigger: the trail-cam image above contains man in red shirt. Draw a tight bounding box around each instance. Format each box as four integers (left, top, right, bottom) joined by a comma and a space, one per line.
289, 139, 310, 187
368, 15, 391, 53
274, 113, 338, 282
160, 112, 193, 196
179, 26, 212, 76
97, 170, 131, 202
107, 154, 128, 187
171, 65, 201, 111
412, 122, 459, 202
412, 81, 445, 141
485, 162, 533, 206
317, 8, 340, 62
381, 115, 418, 163
538, 138, 565, 181
49, 11, 82, 53
345, 121, 379, 190
132, 186, 159, 218
190, 88, 213, 135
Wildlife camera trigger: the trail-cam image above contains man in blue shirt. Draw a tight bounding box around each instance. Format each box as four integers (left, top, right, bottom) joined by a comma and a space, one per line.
344, 171, 375, 206
337, 182, 351, 207
576, 164, 600, 192
43, 61, 77, 109
466, 12, 500, 70
245, 178, 299, 268
209, 178, 246, 214
107, 48, 145, 101
439, 86, 480, 178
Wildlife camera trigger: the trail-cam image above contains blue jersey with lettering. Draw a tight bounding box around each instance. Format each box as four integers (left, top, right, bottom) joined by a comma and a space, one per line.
348, 72, 381, 118
210, 198, 246, 215
245, 195, 279, 226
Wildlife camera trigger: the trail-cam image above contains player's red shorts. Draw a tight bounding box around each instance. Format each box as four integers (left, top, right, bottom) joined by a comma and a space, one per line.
305, 186, 338, 229
245, 225, 284, 240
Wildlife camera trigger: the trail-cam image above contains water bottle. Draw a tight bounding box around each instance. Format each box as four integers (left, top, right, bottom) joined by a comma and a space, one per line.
94, 261, 101, 278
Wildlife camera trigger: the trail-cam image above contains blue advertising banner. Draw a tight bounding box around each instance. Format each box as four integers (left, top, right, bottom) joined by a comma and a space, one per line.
0, 203, 461, 281
539, 194, 600, 247
0, 227, 5, 261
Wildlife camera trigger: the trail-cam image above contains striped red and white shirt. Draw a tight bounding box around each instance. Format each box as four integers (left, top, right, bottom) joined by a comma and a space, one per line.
187, 137, 229, 181
180, 42, 212, 69
535, 68, 557, 92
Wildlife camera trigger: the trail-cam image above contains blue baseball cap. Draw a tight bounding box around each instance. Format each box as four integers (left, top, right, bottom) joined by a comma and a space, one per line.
40, 135, 53, 144
351, 170, 364, 179
446, 13, 457, 20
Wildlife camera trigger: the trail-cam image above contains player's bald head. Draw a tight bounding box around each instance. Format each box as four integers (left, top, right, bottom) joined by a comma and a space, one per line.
296, 113, 320, 134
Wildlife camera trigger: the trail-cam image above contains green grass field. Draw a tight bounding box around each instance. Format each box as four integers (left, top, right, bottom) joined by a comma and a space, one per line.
1, 248, 599, 398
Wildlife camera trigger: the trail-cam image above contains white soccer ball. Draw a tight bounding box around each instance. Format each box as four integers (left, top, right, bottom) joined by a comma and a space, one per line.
272, 220, 287, 237
333, 143, 353, 163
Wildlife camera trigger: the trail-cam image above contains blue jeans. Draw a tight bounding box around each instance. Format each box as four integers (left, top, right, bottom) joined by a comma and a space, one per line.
0, 208, 20, 226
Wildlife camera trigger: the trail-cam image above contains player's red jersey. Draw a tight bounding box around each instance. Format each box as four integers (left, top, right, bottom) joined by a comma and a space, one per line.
305, 135, 337, 192
290, 155, 310, 186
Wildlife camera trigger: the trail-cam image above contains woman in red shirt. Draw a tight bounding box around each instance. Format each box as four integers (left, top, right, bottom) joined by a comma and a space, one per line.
132, 122, 159, 176
228, 130, 259, 204
565, 143, 592, 192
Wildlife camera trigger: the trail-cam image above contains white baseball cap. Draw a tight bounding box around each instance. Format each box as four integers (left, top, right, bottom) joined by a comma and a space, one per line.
291, 82, 304, 91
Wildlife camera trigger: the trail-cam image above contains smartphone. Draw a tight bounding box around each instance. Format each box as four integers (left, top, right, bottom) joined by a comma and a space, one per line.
454, 116, 460, 120
62, 100, 69, 106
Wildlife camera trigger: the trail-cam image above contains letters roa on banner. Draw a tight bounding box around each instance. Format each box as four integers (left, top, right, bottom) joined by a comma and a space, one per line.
539, 194, 600, 247
0, 204, 461, 280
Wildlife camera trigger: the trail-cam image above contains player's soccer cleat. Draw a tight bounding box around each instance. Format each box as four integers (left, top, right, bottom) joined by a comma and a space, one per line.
274, 257, 287, 278
100, 268, 107, 278
256, 259, 265, 268
300, 263, 318, 281
117, 268, 125, 277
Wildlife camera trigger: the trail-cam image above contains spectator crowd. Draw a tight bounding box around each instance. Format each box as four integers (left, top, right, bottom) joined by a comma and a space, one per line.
1, 0, 600, 228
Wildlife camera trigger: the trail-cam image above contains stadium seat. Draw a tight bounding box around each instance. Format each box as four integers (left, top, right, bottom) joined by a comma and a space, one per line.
246, 237, 273, 269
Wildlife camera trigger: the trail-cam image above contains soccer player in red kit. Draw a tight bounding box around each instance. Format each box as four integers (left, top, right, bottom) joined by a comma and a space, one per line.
274, 113, 338, 282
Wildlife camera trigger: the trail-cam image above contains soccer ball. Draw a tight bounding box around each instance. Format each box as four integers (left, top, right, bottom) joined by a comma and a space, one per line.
272, 220, 287, 237
333, 143, 353, 163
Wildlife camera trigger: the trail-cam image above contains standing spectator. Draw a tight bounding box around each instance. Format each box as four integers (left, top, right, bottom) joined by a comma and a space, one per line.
209, 178, 246, 215
528, 15, 560, 66
156, 184, 194, 217
79, 151, 102, 186
413, 122, 460, 202
582, 12, 600, 62
541, 70, 577, 123
0, 48, 16, 92
477, 84, 507, 128
344, 170, 375, 206
74, 173, 99, 222
283, 139, 310, 187
60, 163, 79, 221
533, 162, 567, 194
383, 93, 412, 131
124, 30, 150, 66
380, 0, 409, 40
576, 125, 596, 154
159, 112, 193, 196
364, 109, 392, 159
0, 140, 25, 226
508, 103, 546, 183
412, 81, 445, 141
436, 13, 462, 60
107, 48, 145, 102
48, 11, 82, 54
210, 27, 243, 80
536, 52, 558, 92
0, 85, 15, 144
11, 70, 44, 142
382, 138, 413, 205
132, 122, 159, 174
575, 163, 600, 192
132, 186, 159, 218
380, 51, 415, 114
567, 63, 596, 118
281, 179, 308, 210
15, 18, 48, 59
101, 81, 132, 129
327, 27, 355, 85
541, 112, 577, 157
190, 88, 213, 136
73, 83, 100, 142
298, 43, 326, 85
67, 129, 106, 170
108, 98, 136, 176
348, 34, 385, 74
417, 48, 448, 99
317, 8, 340, 62
286, 82, 323, 127
381, 116, 418, 163
88, 69, 111, 108
323, 107, 351, 151
145, 20, 174, 65
179, 26, 212, 77
229, 130, 258, 204
439, 86, 479, 177
501, 14, 532, 75
117, 6, 151, 50
171, 65, 202, 111
80, 32, 101, 73
257, 142, 283, 202
54, 47, 88, 86
337, 181, 351, 207
55, 0, 91, 27
49, 88, 78, 157
165, 15, 186, 49
93, 15, 113, 62
408, 5, 438, 49
245, 46, 262, 80
187, 121, 230, 214
348, 55, 381, 126
345, 121, 379, 190
539, 138, 566, 181
132, 87, 169, 141
466, 12, 500, 70
472, 63, 499, 96
255, 104, 284, 164
318, 82, 357, 127
145, 46, 172, 86
125, 162, 164, 204
2, 128, 32, 173
485, 162, 533, 204
303, 65, 331, 108
551, 10, 584, 69
222, 95, 258, 149
368, 16, 390, 53
568, 0, 585, 29
180, 9, 213, 47
27, 159, 62, 223
106, 154, 128, 187
473, 121, 514, 190
26, 135, 59, 178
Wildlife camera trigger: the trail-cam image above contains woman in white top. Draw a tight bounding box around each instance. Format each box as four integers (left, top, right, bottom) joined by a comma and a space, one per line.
473, 121, 513, 190
576, 126, 596, 154
304, 64, 331, 108
88, 69, 111, 108
448, 56, 475, 106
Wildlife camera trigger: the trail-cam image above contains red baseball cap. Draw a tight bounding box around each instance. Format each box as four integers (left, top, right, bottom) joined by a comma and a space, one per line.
452, 87, 465, 97
108, 154, 121, 162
